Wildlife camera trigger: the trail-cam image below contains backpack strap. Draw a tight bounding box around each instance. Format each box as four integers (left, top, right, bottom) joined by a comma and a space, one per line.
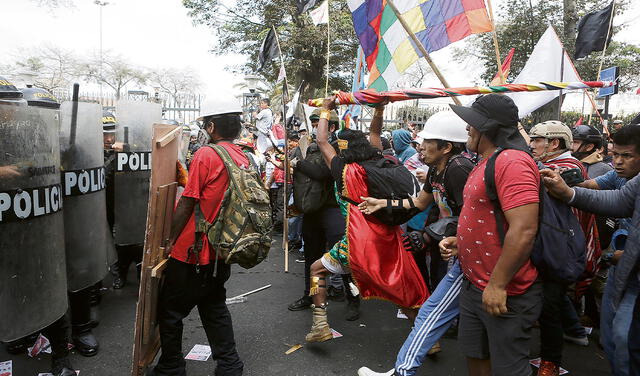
484, 148, 507, 245
485, 149, 544, 247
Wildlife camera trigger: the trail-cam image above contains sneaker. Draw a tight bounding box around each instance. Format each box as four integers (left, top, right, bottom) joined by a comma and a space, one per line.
537, 360, 560, 376
563, 333, 589, 346
357, 367, 395, 376
288, 296, 312, 311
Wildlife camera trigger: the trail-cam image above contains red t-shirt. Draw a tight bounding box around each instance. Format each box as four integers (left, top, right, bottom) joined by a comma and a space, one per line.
171, 142, 249, 265
457, 149, 540, 295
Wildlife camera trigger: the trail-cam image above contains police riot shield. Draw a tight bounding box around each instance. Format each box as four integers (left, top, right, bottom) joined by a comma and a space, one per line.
59, 101, 111, 292
113, 101, 162, 245
0, 103, 68, 342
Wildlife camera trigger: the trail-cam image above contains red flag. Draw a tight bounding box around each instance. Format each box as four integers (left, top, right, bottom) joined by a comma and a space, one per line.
491, 48, 515, 85
636, 88, 640, 95
575, 116, 583, 127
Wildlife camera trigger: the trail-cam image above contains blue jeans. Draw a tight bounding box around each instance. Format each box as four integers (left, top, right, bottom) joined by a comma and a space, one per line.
395, 260, 463, 376
601, 267, 640, 376
288, 215, 303, 242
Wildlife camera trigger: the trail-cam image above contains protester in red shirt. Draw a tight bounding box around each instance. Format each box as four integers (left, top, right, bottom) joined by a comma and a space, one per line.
442, 94, 542, 376
150, 99, 246, 376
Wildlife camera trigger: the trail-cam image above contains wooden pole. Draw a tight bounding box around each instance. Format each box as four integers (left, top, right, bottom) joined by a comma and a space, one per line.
325, 0, 330, 97
386, 0, 462, 105
272, 26, 289, 272
485, 0, 506, 84
558, 47, 565, 120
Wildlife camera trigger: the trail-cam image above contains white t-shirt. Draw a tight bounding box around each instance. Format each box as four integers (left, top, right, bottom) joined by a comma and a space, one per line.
256, 108, 273, 134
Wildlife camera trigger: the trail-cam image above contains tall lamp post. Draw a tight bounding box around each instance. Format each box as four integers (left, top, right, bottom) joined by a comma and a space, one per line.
242, 75, 262, 125
94, 1, 109, 103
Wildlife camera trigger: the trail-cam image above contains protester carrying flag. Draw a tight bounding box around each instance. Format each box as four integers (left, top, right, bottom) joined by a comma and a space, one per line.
303, 97, 428, 343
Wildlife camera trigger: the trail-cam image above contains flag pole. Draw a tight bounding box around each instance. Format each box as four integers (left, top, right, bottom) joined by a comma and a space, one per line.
485, 0, 506, 84
557, 47, 565, 120
589, 0, 616, 125
386, 0, 462, 105
272, 25, 290, 273
325, 0, 330, 97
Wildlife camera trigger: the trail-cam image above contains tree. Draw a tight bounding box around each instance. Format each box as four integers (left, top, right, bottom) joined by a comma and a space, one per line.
182, 0, 359, 97
5, 45, 79, 92
148, 67, 201, 101
455, 0, 636, 89
79, 53, 147, 99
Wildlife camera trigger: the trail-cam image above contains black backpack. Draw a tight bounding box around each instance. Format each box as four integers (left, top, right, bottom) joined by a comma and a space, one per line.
355, 157, 421, 226
485, 148, 586, 283
293, 144, 334, 213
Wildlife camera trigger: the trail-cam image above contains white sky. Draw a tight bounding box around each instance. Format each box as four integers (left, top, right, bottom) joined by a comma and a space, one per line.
1, 0, 638, 103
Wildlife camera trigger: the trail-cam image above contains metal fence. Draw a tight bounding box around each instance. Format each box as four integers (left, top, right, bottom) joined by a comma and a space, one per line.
52, 89, 202, 124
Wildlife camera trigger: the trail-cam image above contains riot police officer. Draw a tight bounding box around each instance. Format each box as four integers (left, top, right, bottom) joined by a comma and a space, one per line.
0, 78, 75, 376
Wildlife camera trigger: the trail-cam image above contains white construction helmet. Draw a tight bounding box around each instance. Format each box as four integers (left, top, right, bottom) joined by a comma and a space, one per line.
417, 111, 468, 143
529, 120, 573, 149
197, 95, 243, 121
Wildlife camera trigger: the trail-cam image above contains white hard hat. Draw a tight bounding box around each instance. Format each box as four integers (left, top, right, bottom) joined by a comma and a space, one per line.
197, 96, 243, 121
417, 111, 468, 143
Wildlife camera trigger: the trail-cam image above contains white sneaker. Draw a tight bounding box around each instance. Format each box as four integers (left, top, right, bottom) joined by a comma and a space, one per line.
357, 367, 395, 376
563, 333, 589, 346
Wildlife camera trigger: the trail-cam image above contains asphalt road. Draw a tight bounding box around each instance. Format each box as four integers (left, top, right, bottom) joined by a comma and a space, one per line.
2, 238, 612, 375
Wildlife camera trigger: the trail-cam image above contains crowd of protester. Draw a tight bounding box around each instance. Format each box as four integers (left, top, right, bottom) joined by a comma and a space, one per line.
181, 94, 639, 376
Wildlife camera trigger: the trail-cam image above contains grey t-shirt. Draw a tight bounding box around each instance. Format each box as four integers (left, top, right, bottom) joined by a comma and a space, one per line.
585, 161, 613, 179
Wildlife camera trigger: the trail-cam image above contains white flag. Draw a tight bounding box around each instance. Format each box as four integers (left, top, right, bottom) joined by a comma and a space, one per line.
309, 0, 329, 26
507, 26, 582, 118
276, 65, 287, 83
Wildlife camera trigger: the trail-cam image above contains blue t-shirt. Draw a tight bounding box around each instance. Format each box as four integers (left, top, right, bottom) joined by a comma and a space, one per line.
595, 170, 627, 190
595, 170, 631, 230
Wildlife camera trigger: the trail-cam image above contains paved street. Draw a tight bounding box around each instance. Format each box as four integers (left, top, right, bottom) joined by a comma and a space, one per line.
2, 238, 612, 375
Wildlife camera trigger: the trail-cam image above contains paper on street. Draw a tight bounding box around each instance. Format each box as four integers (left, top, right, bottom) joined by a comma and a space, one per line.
185, 344, 212, 361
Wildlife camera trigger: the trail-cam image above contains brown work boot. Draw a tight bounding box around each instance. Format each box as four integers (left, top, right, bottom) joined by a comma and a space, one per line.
537, 360, 560, 376
305, 305, 333, 342
427, 341, 441, 356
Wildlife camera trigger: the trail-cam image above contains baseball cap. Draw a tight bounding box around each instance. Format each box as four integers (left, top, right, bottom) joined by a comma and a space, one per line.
449, 94, 519, 132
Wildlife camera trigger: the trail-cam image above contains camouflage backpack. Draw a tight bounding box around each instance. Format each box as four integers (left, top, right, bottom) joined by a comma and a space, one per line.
194, 144, 272, 269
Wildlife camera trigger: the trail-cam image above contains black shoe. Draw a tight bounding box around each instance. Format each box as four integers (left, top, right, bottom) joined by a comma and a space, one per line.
327, 286, 345, 302
112, 275, 127, 289
51, 357, 76, 376
72, 330, 99, 357
288, 296, 312, 311
345, 298, 360, 321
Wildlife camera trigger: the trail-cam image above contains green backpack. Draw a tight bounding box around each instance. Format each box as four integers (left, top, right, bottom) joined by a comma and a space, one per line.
193, 144, 272, 269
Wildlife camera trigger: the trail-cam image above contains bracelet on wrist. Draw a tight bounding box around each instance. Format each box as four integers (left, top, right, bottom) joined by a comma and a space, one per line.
320, 109, 331, 120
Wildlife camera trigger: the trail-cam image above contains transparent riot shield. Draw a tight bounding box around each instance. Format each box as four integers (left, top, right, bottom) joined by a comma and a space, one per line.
113, 101, 162, 245
59, 101, 111, 292
0, 103, 68, 342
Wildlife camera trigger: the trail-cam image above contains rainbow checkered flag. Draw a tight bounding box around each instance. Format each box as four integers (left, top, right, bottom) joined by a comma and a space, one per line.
348, 0, 493, 91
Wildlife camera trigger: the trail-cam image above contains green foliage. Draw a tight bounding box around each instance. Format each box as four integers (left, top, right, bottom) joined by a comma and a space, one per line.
182, 0, 359, 95
456, 0, 638, 90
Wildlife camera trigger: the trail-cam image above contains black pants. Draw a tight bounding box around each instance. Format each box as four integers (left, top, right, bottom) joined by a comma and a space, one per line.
271, 184, 285, 230
302, 207, 345, 295
153, 258, 243, 376
540, 279, 570, 365
116, 244, 143, 279
630, 293, 640, 376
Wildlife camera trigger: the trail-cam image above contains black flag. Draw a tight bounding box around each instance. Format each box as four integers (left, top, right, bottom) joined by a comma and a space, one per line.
258, 28, 280, 72
297, 0, 319, 14
574, 2, 614, 59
